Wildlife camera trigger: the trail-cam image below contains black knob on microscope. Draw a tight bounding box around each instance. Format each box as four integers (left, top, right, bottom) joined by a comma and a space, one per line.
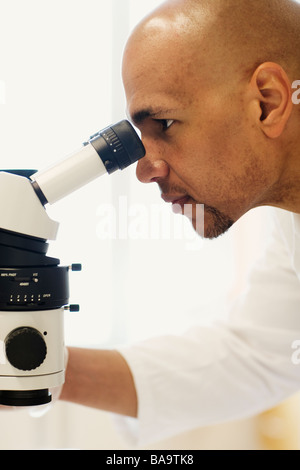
5, 327, 47, 371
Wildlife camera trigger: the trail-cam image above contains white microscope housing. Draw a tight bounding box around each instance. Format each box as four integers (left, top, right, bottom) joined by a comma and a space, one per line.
0, 120, 144, 406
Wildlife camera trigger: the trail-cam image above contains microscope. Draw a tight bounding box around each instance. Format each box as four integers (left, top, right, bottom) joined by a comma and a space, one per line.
0, 120, 145, 407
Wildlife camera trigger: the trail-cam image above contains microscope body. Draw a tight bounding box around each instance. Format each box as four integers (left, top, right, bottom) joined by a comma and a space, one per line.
0, 171, 67, 406
0, 120, 145, 406
0, 140, 109, 406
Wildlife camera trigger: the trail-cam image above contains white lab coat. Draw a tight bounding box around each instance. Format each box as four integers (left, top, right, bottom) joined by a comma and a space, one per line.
116, 208, 300, 446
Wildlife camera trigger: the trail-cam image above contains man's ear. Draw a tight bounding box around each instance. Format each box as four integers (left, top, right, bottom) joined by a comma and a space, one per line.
249, 62, 293, 138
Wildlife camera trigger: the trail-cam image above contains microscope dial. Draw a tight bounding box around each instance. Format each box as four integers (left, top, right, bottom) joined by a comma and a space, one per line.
5, 327, 47, 371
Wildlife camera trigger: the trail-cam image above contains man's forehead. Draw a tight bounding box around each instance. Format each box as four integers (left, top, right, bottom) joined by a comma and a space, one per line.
122, 12, 208, 122
124, 73, 200, 125
123, 49, 198, 120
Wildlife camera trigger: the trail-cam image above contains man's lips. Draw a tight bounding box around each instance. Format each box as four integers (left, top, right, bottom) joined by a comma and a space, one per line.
161, 194, 193, 215
161, 194, 191, 205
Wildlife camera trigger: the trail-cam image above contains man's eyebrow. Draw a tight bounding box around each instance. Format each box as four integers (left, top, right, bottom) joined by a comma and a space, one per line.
130, 108, 175, 125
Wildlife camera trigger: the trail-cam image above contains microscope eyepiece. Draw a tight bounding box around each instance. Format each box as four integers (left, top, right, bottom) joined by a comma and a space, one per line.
88, 120, 145, 174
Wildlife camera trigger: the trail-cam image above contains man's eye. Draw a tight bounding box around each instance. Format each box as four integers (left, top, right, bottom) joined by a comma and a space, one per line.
155, 119, 174, 132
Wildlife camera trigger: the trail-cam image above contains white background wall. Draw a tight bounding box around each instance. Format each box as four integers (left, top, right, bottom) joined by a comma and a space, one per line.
0, 0, 297, 450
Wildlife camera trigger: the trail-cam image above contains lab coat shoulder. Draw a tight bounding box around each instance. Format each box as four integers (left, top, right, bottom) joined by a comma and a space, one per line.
116, 208, 300, 447
230, 207, 300, 331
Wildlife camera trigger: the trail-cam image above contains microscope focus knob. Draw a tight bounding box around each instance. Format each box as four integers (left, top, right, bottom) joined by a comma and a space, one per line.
5, 327, 47, 371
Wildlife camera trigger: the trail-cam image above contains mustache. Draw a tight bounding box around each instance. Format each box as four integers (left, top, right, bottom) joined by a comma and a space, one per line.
157, 182, 189, 197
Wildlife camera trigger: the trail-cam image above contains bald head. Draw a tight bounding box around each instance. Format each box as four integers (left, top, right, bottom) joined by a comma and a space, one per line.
124, 0, 300, 89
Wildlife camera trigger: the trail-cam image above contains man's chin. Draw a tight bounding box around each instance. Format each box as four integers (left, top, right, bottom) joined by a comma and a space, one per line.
172, 199, 234, 240
187, 204, 234, 240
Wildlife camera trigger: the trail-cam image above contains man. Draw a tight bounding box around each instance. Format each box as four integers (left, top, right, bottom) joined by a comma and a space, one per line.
60, 0, 300, 445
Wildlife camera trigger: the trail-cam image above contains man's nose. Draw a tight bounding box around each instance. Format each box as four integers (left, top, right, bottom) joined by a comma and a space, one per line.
136, 144, 169, 183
